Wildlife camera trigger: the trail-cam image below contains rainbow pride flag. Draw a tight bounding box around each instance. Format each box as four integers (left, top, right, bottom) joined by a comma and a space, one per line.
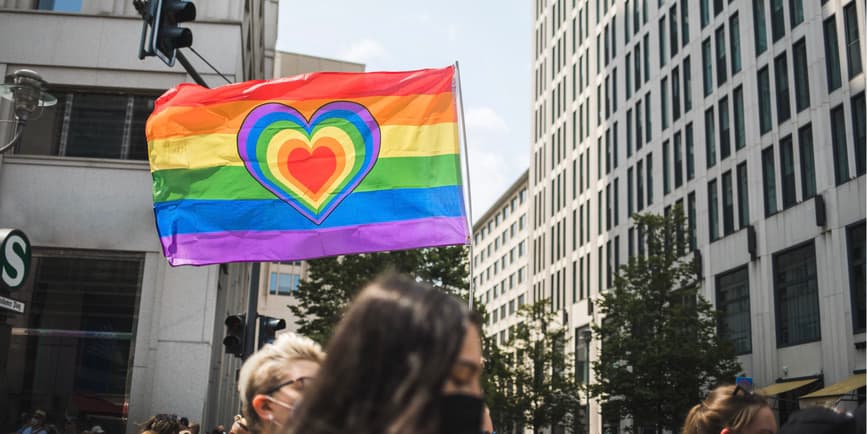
146, 66, 468, 266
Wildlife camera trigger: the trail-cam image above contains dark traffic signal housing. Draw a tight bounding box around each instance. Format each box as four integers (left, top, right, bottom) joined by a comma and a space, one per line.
257, 315, 286, 349
137, 0, 196, 67
223, 314, 246, 358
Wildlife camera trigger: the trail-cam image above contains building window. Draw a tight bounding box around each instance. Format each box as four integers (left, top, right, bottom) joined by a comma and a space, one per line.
702, 38, 713, 96
716, 25, 727, 86
673, 66, 682, 121
798, 124, 816, 199
682, 0, 690, 46
843, 3, 863, 79
730, 13, 742, 75
852, 92, 866, 177
688, 191, 697, 250
7, 251, 143, 429
661, 77, 669, 130
733, 86, 746, 150
719, 96, 731, 160
36, 0, 81, 11
848, 222, 866, 333
708, 179, 719, 241
627, 109, 633, 156
705, 107, 716, 168
770, 0, 785, 42
824, 16, 842, 92
269, 272, 301, 295
576, 326, 590, 383
722, 171, 734, 235
684, 56, 694, 112
674, 132, 684, 188
660, 16, 668, 67
663, 140, 671, 195
737, 162, 750, 228
716, 266, 752, 354
645, 91, 652, 143
686, 122, 695, 180
793, 38, 811, 112
637, 160, 644, 210
646, 153, 654, 206
758, 66, 773, 134
762, 146, 778, 216
628, 167, 634, 216
830, 104, 850, 185
774, 241, 821, 347
779, 135, 796, 209
701, 0, 710, 28
774, 53, 791, 124
789, 0, 803, 28
754, 0, 768, 55
670, 4, 680, 57
19, 89, 156, 160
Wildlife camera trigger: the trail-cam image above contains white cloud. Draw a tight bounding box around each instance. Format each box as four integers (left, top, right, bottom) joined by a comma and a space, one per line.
464, 106, 509, 133
339, 39, 388, 64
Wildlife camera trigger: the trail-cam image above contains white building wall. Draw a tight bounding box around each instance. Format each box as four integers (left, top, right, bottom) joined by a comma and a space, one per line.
531, 0, 866, 431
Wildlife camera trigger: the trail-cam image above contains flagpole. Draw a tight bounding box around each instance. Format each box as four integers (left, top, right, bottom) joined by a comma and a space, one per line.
454, 61, 476, 310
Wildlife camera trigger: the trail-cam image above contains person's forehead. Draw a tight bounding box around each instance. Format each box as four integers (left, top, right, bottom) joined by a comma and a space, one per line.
286, 359, 319, 377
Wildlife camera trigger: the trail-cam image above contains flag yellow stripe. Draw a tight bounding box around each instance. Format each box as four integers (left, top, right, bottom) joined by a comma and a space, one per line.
147, 122, 459, 172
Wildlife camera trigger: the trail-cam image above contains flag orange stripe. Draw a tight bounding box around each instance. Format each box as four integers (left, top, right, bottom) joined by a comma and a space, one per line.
146, 92, 457, 141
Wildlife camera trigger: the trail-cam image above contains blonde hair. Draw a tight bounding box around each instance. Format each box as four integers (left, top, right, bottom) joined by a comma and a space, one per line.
238, 332, 325, 433
682, 384, 771, 434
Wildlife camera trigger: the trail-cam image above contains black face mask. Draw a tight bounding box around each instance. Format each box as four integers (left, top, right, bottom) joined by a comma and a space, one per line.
440, 394, 484, 434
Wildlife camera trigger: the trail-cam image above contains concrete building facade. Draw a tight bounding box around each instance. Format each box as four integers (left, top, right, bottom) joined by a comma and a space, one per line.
528, 0, 865, 431
0, 1, 277, 432
471, 171, 530, 348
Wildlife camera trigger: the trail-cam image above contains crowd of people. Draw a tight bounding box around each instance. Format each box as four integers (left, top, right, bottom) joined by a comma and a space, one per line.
20, 272, 862, 434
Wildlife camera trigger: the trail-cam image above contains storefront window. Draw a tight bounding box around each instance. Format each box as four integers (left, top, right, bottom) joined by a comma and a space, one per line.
4, 250, 143, 434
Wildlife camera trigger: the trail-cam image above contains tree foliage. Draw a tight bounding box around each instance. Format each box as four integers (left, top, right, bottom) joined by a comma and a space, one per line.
587, 207, 742, 433
289, 246, 469, 345
485, 300, 583, 433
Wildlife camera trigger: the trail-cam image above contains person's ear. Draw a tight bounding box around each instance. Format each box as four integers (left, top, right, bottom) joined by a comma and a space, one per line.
251, 395, 273, 420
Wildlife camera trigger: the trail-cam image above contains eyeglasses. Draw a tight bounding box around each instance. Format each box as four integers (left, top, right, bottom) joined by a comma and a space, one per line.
263, 376, 313, 395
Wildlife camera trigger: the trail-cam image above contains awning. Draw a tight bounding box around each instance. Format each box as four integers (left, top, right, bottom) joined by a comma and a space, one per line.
799, 373, 866, 407
757, 378, 819, 396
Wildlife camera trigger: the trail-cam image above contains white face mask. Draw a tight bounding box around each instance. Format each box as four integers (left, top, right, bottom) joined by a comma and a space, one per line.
264, 396, 294, 427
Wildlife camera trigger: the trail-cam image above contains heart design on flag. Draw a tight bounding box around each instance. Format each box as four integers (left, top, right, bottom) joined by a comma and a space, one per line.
237, 101, 381, 224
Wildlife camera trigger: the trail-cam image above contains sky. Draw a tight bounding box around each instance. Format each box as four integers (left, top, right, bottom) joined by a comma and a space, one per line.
277, 1, 531, 222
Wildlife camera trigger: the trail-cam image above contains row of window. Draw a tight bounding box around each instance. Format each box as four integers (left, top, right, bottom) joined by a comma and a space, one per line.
481, 267, 527, 305
717, 224, 865, 354
476, 241, 526, 285
268, 272, 301, 296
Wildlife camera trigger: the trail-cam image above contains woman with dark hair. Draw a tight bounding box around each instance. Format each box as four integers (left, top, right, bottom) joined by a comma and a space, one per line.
682, 384, 777, 434
289, 273, 485, 434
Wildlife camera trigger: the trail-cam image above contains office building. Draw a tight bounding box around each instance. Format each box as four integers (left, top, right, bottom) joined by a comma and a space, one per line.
0, 0, 277, 431
530, 0, 864, 430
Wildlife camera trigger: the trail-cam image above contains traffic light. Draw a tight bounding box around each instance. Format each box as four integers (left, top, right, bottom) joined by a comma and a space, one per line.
257, 315, 286, 349
138, 0, 196, 67
223, 314, 246, 358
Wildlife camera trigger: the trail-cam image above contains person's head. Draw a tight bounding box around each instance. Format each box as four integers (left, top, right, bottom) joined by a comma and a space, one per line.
178, 419, 188, 429
229, 416, 248, 434
32, 411, 47, 427
139, 414, 180, 434
778, 406, 856, 434
290, 273, 484, 434
238, 332, 325, 433
682, 384, 776, 434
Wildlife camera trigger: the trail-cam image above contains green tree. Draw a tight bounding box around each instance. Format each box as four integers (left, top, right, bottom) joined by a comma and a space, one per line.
492, 300, 583, 433
588, 207, 742, 433
289, 246, 469, 345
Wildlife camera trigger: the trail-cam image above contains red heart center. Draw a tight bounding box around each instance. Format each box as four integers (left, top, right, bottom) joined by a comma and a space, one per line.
286, 146, 337, 195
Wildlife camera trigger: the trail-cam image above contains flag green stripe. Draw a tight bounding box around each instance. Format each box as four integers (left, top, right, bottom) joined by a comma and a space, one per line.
152, 154, 462, 203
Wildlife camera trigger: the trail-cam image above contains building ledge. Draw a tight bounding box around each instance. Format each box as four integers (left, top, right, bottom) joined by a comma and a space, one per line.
1, 154, 149, 171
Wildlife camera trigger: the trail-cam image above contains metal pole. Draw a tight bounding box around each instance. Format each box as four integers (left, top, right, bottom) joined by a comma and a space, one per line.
176, 49, 209, 87
454, 61, 477, 310
243, 262, 260, 359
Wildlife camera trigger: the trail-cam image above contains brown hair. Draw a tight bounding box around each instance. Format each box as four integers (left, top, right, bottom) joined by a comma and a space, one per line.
238, 332, 325, 433
289, 273, 473, 434
682, 384, 771, 434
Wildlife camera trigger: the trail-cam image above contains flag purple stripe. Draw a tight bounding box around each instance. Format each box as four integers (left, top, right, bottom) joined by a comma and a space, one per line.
159, 217, 469, 266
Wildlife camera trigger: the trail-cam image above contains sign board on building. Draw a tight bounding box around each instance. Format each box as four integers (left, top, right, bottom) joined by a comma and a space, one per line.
0, 228, 31, 290
0, 295, 25, 313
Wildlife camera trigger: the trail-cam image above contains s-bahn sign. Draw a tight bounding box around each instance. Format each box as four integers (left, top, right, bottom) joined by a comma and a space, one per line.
0, 228, 30, 290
